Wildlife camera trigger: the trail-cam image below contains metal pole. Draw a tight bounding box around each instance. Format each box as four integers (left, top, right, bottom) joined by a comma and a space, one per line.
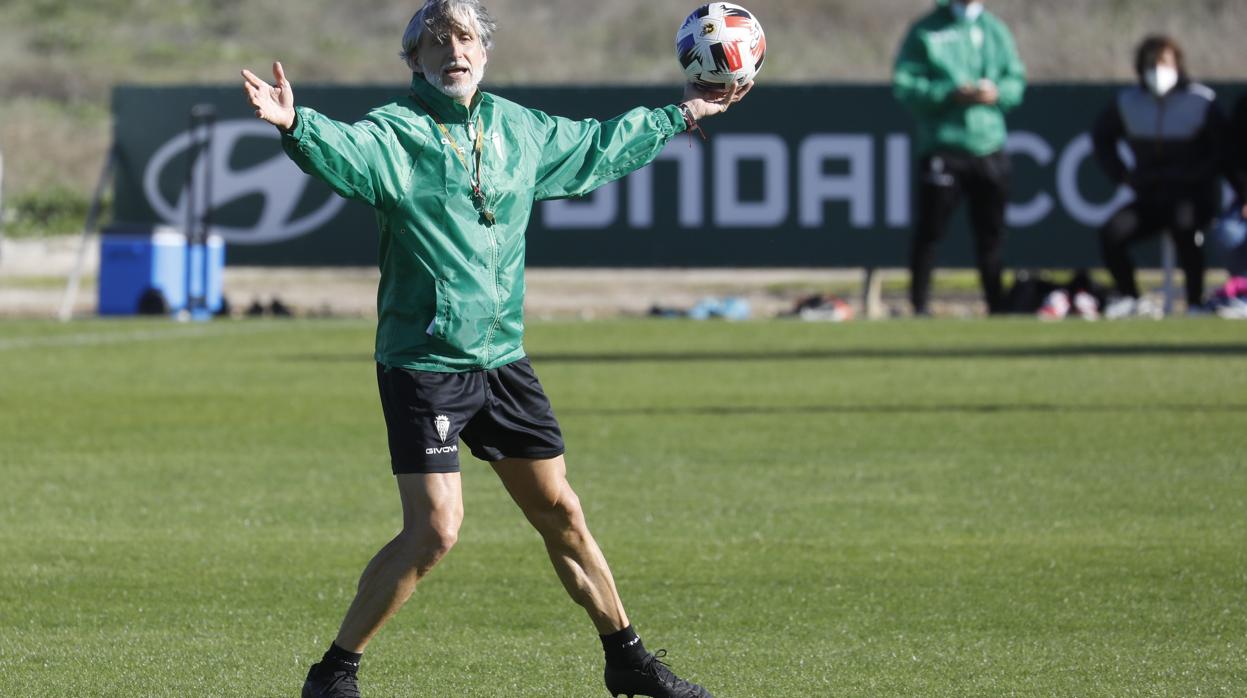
58, 147, 117, 322
186, 104, 216, 320
199, 105, 216, 319
1160, 236, 1177, 317
861, 267, 884, 320
184, 110, 198, 318
0, 150, 6, 270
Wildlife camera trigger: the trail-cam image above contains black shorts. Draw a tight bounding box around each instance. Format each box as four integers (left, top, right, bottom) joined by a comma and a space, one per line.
376, 357, 565, 474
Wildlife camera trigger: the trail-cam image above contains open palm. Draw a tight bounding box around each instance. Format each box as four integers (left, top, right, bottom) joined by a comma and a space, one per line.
682, 80, 753, 121
241, 61, 296, 131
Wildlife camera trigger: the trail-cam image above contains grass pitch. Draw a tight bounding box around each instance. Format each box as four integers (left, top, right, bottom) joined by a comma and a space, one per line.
1, 318, 1245, 697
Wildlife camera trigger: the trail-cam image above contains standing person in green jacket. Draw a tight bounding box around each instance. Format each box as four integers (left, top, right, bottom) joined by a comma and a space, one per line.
241, 1, 748, 697
893, 0, 1027, 316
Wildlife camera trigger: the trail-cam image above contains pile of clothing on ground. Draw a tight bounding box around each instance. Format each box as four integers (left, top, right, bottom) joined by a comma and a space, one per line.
785, 294, 855, 322
1201, 277, 1247, 318
1005, 269, 1110, 320
1009, 268, 1247, 321
649, 296, 751, 320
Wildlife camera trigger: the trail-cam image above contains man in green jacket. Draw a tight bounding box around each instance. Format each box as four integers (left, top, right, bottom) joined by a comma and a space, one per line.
893, 0, 1027, 315
242, 1, 747, 696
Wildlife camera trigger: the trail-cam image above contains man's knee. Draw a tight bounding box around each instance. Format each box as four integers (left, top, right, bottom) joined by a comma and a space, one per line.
1102, 208, 1140, 246
427, 521, 460, 556
401, 511, 462, 566
972, 225, 1004, 257
526, 485, 587, 537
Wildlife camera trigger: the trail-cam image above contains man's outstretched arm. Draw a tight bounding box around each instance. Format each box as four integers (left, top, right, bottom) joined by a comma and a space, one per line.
532, 81, 753, 201
240, 61, 412, 211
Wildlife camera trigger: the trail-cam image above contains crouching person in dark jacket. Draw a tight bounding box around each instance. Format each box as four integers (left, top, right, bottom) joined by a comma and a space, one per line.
1092, 35, 1236, 317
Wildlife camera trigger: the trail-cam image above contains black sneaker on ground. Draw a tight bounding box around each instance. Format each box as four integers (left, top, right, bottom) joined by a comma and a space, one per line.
604, 649, 714, 698
302, 660, 361, 698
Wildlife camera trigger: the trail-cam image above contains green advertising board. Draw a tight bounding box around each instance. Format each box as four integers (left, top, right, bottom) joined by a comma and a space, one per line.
112, 83, 1244, 268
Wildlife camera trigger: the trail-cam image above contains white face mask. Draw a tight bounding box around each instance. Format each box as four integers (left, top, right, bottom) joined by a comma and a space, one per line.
952, 1, 984, 22
1144, 65, 1179, 97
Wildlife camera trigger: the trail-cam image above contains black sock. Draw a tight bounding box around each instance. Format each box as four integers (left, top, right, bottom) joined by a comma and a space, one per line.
322, 642, 362, 669
600, 625, 648, 668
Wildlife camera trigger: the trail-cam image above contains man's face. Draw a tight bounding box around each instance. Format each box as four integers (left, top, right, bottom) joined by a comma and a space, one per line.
953, 1, 985, 19
416, 21, 488, 102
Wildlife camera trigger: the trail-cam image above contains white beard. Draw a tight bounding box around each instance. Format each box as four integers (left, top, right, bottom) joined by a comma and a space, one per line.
421, 60, 485, 100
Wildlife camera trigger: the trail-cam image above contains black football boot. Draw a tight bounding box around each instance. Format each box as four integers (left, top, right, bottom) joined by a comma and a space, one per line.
604, 649, 714, 698
302, 660, 361, 698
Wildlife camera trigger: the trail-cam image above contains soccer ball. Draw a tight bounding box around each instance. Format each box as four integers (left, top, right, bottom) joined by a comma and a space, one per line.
675, 3, 766, 90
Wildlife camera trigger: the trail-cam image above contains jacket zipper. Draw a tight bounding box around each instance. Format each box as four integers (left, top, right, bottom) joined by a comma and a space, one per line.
482, 222, 501, 365
1154, 97, 1166, 159
476, 120, 502, 365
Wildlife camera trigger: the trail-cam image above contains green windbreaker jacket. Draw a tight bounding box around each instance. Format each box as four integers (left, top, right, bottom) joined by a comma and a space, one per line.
893, 0, 1027, 157
282, 76, 686, 372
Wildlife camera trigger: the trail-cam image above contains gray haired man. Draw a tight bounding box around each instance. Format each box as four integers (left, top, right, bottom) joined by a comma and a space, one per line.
241, 1, 749, 696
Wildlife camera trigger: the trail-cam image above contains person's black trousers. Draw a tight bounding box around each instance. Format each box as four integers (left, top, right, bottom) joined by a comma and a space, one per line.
910, 149, 1011, 315
1099, 192, 1217, 307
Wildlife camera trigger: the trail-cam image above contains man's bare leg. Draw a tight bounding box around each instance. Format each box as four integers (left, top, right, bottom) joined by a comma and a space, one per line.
304, 472, 463, 696
335, 471, 464, 651
490, 456, 627, 634
491, 456, 714, 697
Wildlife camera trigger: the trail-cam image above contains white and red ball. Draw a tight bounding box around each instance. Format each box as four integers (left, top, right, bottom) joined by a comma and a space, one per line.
675, 3, 766, 89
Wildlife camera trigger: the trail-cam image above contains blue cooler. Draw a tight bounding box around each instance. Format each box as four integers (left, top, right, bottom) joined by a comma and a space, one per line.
98, 225, 225, 316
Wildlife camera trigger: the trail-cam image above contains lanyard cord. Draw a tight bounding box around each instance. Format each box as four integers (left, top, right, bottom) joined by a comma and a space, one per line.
410, 92, 493, 222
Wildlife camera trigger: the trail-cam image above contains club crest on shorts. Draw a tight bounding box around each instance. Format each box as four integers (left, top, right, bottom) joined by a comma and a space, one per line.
434, 415, 451, 443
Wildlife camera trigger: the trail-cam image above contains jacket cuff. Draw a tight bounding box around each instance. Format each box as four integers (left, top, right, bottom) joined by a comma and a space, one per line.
658, 105, 685, 135
283, 107, 310, 142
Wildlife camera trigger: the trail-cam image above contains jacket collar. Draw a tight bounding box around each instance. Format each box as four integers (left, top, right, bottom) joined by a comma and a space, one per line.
409, 74, 486, 122
938, 0, 984, 25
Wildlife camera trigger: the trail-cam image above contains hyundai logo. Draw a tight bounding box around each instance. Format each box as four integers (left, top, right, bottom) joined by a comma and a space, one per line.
142, 119, 346, 245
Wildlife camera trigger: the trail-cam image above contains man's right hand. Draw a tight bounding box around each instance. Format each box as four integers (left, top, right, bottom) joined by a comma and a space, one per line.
242, 61, 296, 132
954, 81, 998, 105
953, 84, 978, 104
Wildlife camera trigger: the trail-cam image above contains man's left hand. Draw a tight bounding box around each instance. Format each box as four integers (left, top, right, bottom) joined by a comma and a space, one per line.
973, 79, 999, 105
682, 80, 754, 121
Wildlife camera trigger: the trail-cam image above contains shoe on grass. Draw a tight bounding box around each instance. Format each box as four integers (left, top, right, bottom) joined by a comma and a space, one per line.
302, 660, 361, 698
604, 649, 714, 698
